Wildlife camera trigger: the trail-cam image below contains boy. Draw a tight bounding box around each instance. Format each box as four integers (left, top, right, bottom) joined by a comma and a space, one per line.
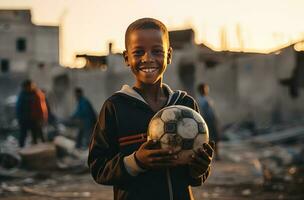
88, 18, 214, 200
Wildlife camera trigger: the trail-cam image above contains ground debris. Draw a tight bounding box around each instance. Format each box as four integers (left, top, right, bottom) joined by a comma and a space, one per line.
0, 123, 303, 200
22, 186, 91, 198
19, 143, 57, 170
1, 183, 21, 193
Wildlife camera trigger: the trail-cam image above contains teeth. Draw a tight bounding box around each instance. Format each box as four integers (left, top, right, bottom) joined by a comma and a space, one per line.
141, 68, 157, 73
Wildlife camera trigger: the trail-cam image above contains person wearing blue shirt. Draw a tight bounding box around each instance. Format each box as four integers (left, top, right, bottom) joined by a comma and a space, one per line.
197, 83, 220, 160
71, 87, 97, 149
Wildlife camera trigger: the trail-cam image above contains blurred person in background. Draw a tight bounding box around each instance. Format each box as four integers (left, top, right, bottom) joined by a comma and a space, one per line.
197, 83, 220, 160
16, 79, 48, 148
70, 87, 97, 149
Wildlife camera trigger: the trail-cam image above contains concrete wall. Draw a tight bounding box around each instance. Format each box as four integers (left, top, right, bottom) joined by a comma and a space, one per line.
73, 47, 303, 128
0, 10, 59, 74
34, 26, 59, 64
236, 54, 279, 127
196, 59, 239, 126
0, 17, 34, 72
170, 46, 304, 128
274, 48, 304, 122
234, 48, 304, 127
19, 46, 304, 129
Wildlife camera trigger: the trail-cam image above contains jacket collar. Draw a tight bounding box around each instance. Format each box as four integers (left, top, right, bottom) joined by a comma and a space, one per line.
116, 83, 180, 106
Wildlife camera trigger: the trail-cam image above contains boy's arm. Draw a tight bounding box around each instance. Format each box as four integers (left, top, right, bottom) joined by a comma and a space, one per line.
88, 101, 135, 186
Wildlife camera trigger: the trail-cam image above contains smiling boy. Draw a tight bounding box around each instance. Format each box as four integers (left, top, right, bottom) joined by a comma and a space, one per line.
88, 18, 214, 200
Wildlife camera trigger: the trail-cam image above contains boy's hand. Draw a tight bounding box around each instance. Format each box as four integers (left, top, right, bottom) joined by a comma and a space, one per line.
135, 140, 178, 169
189, 141, 215, 178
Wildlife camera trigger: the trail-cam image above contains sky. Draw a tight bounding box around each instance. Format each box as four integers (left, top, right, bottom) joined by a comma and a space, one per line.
1, 0, 304, 67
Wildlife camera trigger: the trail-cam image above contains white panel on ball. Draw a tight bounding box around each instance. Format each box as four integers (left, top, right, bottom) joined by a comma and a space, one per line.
177, 118, 198, 139
147, 118, 165, 140
161, 108, 181, 121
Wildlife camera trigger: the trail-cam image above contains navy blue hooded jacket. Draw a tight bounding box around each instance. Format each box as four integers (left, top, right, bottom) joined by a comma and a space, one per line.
88, 84, 210, 200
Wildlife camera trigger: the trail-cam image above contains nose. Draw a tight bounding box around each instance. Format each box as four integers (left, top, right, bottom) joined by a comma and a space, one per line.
142, 51, 154, 63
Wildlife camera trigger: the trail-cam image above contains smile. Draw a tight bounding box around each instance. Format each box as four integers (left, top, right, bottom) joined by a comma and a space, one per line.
139, 67, 158, 73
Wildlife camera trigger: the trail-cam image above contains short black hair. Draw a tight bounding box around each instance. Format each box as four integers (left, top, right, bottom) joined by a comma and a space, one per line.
22, 79, 32, 88
74, 87, 83, 95
124, 18, 169, 49
197, 82, 207, 94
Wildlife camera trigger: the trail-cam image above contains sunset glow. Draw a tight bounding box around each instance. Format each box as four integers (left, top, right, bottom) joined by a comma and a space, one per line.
1, 0, 304, 67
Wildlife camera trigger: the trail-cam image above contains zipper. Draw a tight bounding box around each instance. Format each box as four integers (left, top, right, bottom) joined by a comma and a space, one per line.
166, 168, 174, 200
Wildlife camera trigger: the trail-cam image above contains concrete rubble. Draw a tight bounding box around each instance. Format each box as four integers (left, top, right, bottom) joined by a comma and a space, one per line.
216, 122, 304, 198
0, 122, 303, 199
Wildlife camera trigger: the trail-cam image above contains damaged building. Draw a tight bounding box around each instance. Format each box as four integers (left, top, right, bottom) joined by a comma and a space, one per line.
75, 29, 304, 129
1, 10, 303, 130
0, 9, 59, 127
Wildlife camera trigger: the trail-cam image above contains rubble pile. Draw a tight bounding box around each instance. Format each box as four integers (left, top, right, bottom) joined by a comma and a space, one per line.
0, 133, 90, 199
0, 121, 303, 199
221, 121, 304, 192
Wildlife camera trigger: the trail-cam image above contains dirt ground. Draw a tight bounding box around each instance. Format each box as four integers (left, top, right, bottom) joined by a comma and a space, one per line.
1, 160, 303, 200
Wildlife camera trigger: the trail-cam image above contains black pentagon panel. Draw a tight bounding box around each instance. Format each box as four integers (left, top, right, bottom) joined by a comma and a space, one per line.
164, 121, 177, 133
182, 139, 194, 150
174, 134, 183, 145
173, 110, 182, 120
198, 123, 206, 134
181, 109, 193, 118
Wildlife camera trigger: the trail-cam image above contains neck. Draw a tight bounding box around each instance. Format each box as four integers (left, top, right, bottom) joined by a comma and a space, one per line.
133, 80, 165, 102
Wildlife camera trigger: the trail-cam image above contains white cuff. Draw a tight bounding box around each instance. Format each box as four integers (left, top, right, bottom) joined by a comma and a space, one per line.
123, 152, 146, 176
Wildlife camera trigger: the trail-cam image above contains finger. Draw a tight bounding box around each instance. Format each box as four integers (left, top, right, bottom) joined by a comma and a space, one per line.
190, 157, 211, 168
192, 153, 212, 164
150, 155, 178, 163
191, 165, 208, 175
148, 149, 174, 157
140, 140, 158, 149
203, 143, 214, 158
208, 140, 216, 150
142, 140, 158, 149
195, 149, 211, 161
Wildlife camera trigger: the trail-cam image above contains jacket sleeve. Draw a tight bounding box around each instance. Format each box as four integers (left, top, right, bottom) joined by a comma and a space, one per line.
87, 100, 135, 186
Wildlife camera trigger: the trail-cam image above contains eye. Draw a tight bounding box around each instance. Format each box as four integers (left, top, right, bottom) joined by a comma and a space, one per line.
132, 50, 144, 56
152, 49, 164, 55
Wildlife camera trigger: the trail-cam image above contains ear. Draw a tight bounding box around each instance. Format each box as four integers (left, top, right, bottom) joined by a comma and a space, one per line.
123, 50, 130, 67
167, 47, 173, 65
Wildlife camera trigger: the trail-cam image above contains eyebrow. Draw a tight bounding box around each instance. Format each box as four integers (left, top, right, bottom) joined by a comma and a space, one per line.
131, 44, 164, 49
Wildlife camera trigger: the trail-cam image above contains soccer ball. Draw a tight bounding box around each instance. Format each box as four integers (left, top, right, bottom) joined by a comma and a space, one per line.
147, 105, 209, 164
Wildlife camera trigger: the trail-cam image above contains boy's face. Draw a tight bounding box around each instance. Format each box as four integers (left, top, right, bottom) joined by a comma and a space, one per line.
24, 83, 34, 92
123, 29, 172, 86
202, 85, 209, 96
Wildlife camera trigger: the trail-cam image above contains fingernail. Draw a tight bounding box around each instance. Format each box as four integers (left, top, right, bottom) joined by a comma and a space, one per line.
169, 150, 172, 154
191, 154, 195, 158
174, 155, 178, 159
153, 139, 157, 143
